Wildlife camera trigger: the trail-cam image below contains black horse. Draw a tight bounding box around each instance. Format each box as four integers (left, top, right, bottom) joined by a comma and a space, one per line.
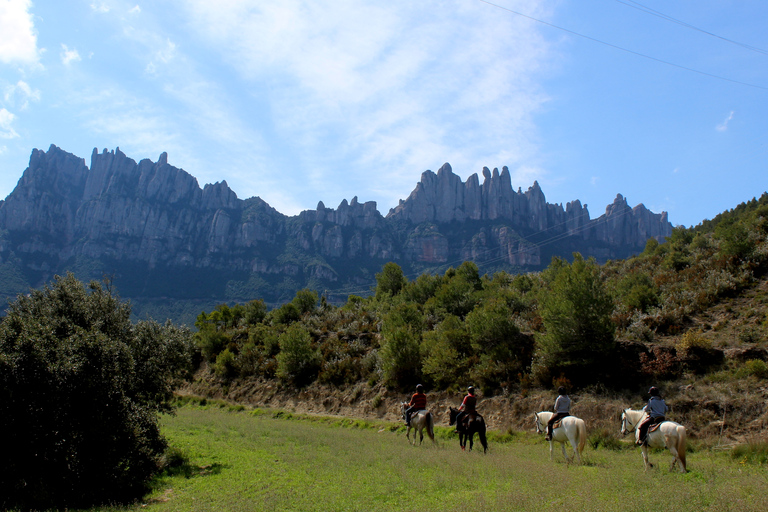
449, 406, 488, 453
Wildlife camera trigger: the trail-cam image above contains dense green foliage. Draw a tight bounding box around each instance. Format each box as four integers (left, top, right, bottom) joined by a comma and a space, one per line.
192, 192, 768, 395
0, 273, 195, 510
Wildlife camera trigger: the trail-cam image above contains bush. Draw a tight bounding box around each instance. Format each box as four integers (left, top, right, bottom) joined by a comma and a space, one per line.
0, 273, 194, 510
744, 359, 768, 379
276, 324, 321, 386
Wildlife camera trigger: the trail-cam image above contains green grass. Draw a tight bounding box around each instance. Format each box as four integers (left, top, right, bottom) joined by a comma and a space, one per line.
92, 406, 768, 512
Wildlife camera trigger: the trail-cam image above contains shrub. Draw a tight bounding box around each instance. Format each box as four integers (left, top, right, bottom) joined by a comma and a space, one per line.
214, 348, 238, 379
588, 428, 624, 451
731, 439, 768, 465
0, 273, 194, 510
276, 324, 321, 386
744, 359, 768, 379
676, 329, 711, 356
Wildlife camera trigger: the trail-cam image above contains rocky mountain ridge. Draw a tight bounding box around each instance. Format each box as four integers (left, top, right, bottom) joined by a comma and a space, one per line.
0, 145, 672, 322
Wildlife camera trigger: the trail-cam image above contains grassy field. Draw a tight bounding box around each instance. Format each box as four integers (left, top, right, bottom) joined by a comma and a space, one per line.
97, 405, 768, 512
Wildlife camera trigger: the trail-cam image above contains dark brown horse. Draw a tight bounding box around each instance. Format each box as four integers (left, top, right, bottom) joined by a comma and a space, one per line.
449, 406, 488, 453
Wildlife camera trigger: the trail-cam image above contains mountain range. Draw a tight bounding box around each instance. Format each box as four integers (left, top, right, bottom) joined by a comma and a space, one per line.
0, 145, 672, 324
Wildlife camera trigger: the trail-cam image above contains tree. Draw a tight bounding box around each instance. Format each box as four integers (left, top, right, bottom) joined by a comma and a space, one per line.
375, 262, 407, 298
379, 303, 423, 387
534, 254, 615, 386
0, 273, 194, 510
276, 324, 321, 386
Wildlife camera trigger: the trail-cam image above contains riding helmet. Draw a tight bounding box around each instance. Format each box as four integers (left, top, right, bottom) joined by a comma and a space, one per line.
649, 386, 660, 396
558, 386, 566, 395
416, 384, 424, 392
467, 386, 475, 394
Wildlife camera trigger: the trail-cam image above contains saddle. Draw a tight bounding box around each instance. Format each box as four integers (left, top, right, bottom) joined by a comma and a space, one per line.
648, 422, 662, 434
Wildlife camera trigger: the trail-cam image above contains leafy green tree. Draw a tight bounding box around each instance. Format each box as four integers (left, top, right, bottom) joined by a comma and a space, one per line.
421, 315, 470, 388
270, 302, 301, 325
0, 273, 194, 510
466, 298, 531, 391
613, 272, 659, 313
379, 303, 424, 387
534, 254, 615, 386
244, 299, 267, 325
292, 288, 319, 315
375, 262, 407, 298
276, 324, 321, 386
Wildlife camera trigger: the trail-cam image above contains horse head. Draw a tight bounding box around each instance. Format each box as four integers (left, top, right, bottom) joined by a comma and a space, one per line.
533, 412, 544, 434
448, 406, 459, 426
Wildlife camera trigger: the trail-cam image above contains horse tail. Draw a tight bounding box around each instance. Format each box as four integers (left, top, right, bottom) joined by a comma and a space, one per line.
426, 412, 436, 442
577, 419, 587, 455
478, 417, 488, 453
677, 425, 687, 471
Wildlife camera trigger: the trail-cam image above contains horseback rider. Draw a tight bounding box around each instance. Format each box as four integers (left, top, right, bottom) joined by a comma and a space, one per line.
545, 386, 571, 441
405, 384, 427, 427
637, 386, 667, 446
454, 386, 477, 433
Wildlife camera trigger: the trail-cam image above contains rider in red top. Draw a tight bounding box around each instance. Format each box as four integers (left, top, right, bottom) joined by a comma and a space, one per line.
405, 384, 427, 427
454, 386, 477, 433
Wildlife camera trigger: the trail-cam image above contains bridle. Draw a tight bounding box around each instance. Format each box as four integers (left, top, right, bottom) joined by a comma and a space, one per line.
534, 412, 544, 434
620, 410, 638, 435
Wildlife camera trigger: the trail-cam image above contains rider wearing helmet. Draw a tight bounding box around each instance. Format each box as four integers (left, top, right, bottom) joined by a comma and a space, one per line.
546, 386, 571, 441
405, 384, 427, 427
454, 386, 477, 433
637, 386, 667, 446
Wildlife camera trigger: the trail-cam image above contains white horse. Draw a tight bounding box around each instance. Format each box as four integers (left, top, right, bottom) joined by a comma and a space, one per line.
620, 408, 687, 473
401, 402, 436, 446
533, 411, 587, 464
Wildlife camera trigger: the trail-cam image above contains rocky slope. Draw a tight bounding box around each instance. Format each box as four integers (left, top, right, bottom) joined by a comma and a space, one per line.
0, 145, 672, 321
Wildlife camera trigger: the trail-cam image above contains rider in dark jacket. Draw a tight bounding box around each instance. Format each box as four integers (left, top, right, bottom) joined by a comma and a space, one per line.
546, 386, 571, 440
405, 384, 427, 427
637, 386, 667, 445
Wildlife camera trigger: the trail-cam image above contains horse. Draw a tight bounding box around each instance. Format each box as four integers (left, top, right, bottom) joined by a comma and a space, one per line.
533, 411, 587, 464
400, 402, 436, 445
620, 408, 687, 473
448, 406, 488, 453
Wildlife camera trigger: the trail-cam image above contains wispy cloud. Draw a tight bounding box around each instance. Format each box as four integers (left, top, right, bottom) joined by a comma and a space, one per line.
717, 110, 734, 132
4, 80, 41, 110
0, 0, 41, 66
90, 2, 110, 14
0, 108, 19, 139
177, 0, 553, 211
60, 44, 82, 66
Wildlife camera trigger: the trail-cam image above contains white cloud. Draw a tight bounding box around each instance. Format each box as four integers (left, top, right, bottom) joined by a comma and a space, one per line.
90, 2, 110, 14
61, 44, 82, 66
129, 5, 141, 14
177, 0, 553, 209
145, 38, 176, 75
0, 0, 40, 66
4, 80, 41, 109
0, 108, 19, 139
716, 111, 734, 132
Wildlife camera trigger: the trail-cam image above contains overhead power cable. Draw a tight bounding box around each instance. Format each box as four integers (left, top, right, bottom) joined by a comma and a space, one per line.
614, 0, 768, 56
473, 0, 768, 91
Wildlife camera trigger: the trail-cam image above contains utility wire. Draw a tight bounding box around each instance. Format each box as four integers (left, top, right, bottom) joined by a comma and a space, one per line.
614, 0, 768, 56
473, 0, 768, 91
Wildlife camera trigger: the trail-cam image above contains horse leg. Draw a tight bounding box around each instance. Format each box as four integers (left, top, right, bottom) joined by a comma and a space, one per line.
641, 444, 652, 471
418, 427, 424, 445
561, 440, 570, 464
468, 433, 474, 451
549, 440, 554, 461
569, 436, 581, 464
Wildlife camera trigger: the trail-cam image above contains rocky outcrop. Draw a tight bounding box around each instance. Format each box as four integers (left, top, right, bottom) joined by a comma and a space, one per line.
387, 163, 672, 249
0, 146, 673, 308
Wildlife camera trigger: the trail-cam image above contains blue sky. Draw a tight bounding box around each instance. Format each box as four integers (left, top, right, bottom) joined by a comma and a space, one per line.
1, 0, 766, 228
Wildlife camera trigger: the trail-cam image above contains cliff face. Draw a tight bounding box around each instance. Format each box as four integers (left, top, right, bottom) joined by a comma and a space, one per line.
0, 145, 672, 311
